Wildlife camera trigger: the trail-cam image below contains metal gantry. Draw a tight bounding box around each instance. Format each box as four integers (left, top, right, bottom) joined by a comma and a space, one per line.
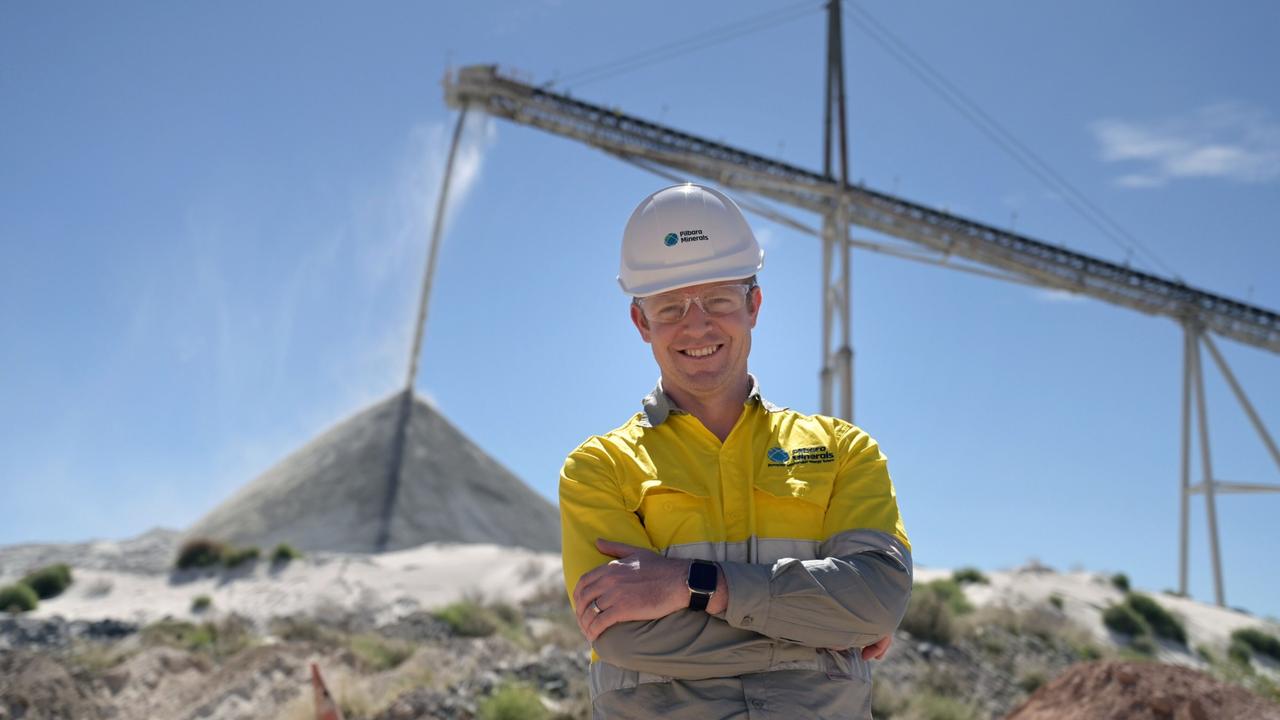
1178, 320, 1280, 605
437, 25, 1279, 607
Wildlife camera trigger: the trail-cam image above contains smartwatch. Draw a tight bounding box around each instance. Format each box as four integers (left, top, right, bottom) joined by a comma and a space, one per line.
687, 560, 718, 611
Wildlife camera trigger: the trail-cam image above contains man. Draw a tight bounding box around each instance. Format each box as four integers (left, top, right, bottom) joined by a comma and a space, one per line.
560, 183, 912, 719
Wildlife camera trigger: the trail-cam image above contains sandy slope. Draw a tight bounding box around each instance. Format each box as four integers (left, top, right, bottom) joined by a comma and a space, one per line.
3, 530, 1276, 665
915, 563, 1280, 668
2, 537, 563, 629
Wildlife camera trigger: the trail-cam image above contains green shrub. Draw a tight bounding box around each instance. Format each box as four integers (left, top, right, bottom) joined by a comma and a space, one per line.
191, 595, 212, 613
348, 633, 413, 671
1102, 604, 1148, 637
1228, 638, 1252, 666
1230, 627, 1280, 663
478, 683, 548, 720
1110, 573, 1130, 593
1130, 634, 1157, 656
222, 545, 260, 569
1072, 641, 1103, 661
1048, 594, 1064, 610
1195, 644, 1216, 663
1018, 670, 1047, 694
268, 616, 336, 645
491, 601, 523, 628
0, 583, 38, 613
1126, 593, 1186, 645
976, 631, 1006, 656
271, 543, 302, 564
435, 599, 500, 637
901, 581, 962, 645
952, 567, 989, 585
176, 538, 227, 570
21, 564, 72, 600
65, 640, 132, 673
906, 691, 979, 720
928, 579, 973, 615
141, 616, 254, 658
871, 681, 908, 718
142, 619, 216, 653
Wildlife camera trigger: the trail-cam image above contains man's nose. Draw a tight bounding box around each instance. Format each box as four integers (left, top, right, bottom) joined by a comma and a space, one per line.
678, 300, 714, 331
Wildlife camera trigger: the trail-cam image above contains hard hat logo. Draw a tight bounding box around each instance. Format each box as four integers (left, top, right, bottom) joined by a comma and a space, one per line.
618, 183, 765, 297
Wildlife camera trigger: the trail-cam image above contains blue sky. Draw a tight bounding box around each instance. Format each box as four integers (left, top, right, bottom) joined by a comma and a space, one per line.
3, 2, 1278, 619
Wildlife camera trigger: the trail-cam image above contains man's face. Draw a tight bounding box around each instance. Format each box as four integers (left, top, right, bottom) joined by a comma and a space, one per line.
630, 280, 763, 399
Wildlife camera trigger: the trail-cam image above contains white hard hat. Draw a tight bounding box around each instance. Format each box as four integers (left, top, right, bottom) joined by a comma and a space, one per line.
618, 183, 764, 297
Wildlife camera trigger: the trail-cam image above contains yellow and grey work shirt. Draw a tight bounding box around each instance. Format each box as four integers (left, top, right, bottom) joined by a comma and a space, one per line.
560, 376, 912, 720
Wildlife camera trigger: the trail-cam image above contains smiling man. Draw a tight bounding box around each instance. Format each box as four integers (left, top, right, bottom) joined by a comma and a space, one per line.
560, 183, 912, 719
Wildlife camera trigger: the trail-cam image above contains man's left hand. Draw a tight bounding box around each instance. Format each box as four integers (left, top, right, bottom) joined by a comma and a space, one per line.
860, 634, 893, 660
572, 539, 690, 642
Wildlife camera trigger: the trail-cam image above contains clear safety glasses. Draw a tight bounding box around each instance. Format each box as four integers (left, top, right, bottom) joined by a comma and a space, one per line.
635, 283, 756, 325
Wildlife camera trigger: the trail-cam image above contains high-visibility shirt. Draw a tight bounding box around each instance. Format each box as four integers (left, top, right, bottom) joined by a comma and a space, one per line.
560, 376, 912, 719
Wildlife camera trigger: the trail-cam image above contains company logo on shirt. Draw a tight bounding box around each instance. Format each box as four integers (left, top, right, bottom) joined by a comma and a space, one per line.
664, 232, 679, 247
766, 445, 835, 467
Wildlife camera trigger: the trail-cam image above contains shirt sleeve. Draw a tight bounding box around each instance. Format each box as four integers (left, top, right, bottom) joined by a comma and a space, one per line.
717, 423, 914, 649
561, 439, 800, 679
559, 440, 656, 604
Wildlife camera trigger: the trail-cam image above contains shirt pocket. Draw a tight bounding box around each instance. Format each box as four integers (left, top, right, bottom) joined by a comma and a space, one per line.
631, 477, 711, 553
752, 467, 835, 544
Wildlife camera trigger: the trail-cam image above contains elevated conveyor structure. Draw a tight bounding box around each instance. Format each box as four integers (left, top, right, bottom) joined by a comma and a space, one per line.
445, 64, 1280, 355
441, 63, 1279, 607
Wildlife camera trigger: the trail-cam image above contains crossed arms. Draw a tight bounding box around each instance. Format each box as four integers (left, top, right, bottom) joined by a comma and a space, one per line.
559, 429, 912, 679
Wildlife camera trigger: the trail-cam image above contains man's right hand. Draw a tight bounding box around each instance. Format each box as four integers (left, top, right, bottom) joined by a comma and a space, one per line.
573, 539, 691, 642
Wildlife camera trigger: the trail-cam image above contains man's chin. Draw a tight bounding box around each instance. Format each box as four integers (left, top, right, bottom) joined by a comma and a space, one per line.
668, 367, 736, 394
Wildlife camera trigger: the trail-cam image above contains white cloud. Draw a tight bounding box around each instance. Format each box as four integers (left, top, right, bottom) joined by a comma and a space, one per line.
1092, 102, 1280, 188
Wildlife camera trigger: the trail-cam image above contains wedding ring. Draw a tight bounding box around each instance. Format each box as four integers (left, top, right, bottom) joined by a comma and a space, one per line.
591, 600, 603, 614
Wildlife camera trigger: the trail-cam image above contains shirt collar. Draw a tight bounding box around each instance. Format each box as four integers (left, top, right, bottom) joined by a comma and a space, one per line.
640, 373, 781, 427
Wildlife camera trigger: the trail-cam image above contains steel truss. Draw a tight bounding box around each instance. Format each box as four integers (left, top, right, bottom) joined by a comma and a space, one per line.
441, 51, 1279, 606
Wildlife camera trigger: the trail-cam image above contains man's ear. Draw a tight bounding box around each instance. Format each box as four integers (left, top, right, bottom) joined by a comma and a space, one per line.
630, 302, 653, 343
747, 285, 763, 329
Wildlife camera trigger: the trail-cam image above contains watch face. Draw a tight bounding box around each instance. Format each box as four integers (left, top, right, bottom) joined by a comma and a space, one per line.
688, 560, 717, 594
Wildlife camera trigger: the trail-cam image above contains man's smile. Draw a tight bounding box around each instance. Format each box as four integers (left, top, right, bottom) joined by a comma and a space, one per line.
679, 344, 723, 358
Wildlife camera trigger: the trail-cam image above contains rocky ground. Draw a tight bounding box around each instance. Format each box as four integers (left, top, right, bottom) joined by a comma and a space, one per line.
3, 533, 1280, 719
5, 599, 1279, 720
0, 607, 591, 720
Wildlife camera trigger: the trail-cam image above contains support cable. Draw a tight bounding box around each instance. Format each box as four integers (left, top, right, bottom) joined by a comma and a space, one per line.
843, 0, 1180, 280
551, 1, 822, 90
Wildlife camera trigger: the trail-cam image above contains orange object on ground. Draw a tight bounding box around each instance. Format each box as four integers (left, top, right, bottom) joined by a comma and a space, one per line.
311, 663, 344, 720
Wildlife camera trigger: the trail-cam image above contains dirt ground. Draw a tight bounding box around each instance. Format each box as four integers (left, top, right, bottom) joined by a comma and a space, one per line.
1006, 660, 1280, 720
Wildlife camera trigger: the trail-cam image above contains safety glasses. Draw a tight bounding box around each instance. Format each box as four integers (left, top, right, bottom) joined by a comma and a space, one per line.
634, 283, 756, 325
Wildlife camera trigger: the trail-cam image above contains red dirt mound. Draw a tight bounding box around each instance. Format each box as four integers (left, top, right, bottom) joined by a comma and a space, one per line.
1005, 660, 1280, 720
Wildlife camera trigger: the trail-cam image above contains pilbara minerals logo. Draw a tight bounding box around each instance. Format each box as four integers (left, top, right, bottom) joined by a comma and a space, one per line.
664, 232, 679, 247
767, 445, 835, 467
